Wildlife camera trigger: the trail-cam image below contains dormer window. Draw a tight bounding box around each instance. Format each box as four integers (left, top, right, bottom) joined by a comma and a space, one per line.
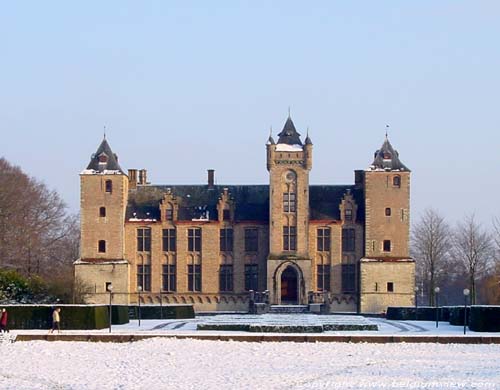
98, 154, 108, 163
383, 152, 392, 160
344, 209, 353, 221
165, 203, 173, 221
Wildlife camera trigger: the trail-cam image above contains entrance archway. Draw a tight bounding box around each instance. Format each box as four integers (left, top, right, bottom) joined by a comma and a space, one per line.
280, 266, 298, 304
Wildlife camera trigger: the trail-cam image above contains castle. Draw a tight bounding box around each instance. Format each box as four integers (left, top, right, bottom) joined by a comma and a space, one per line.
74, 116, 415, 313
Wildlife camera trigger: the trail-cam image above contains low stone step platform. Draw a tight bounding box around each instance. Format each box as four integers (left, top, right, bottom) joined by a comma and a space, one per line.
270, 305, 309, 314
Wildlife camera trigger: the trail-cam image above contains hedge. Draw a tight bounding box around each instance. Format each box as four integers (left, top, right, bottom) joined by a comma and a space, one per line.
469, 306, 500, 332
448, 306, 470, 326
386, 307, 442, 321
1, 305, 129, 330
128, 305, 194, 320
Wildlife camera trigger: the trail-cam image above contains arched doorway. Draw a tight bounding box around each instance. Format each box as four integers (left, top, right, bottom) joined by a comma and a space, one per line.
281, 266, 298, 304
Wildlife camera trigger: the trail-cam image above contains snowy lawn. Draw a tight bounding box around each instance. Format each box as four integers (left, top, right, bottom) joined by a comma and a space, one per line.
0, 338, 499, 389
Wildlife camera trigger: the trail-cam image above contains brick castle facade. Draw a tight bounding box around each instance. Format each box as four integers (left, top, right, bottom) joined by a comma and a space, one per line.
74, 116, 415, 313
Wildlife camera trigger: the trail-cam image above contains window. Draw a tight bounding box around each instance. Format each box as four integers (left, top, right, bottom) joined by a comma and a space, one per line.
393, 176, 401, 187
244, 264, 259, 291
387, 282, 394, 292
219, 265, 233, 292
223, 209, 231, 221
137, 228, 151, 252
98, 240, 106, 253
162, 229, 176, 252
220, 228, 233, 251
383, 240, 392, 252
105, 180, 112, 193
187, 264, 201, 292
283, 226, 297, 251
342, 228, 355, 252
165, 207, 173, 221
188, 228, 201, 252
342, 264, 356, 293
98, 154, 108, 163
344, 209, 353, 221
99, 207, 106, 218
162, 264, 176, 292
244, 228, 258, 252
317, 265, 330, 291
385, 208, 391, 216
105, 282, 112, 292
283, 192, 296, 212
317, 228, 331, 252
137, 265, 151, 291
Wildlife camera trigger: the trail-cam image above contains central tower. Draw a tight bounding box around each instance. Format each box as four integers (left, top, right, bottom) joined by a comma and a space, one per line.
266, 116, 313, 304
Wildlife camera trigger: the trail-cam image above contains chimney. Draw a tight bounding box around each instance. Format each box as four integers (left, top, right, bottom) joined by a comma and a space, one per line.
139, 169, 147, 185
128, 169, 138, 190
207, 169, 215, 189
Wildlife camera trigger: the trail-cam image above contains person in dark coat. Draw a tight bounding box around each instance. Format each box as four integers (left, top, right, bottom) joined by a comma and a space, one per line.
0, 308, 8, 333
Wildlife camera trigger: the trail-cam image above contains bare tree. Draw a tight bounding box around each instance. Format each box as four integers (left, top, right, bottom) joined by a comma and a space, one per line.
493, 217, 500, 261
453, 214, 495, 304
412, 208, 451, 305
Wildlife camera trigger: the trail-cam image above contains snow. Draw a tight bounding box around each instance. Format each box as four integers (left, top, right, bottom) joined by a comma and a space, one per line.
127, 218, 157, 222
0, 337, 499, 389
80, 169, 123, 175
275, 144, 303, 152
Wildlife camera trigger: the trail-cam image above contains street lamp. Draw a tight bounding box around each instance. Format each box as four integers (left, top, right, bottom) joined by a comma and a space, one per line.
137, 285, 142, 327
434, 287, 440, 328
463, 288, 470, 335
414, 286, 419, 321
107, 283, 113, 334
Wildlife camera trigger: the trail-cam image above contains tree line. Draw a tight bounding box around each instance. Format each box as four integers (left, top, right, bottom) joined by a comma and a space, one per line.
412, 209, 500, 306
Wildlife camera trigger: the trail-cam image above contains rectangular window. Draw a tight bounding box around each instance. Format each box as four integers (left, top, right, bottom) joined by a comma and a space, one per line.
342, 264, 356, 293
223, 209, 231, 221
244, 264, 259, 291
383, 240, 392, 252
344, 209, 353, 221
387, 282, 394, 292
105, 180, 112, 193
220, 228, 234, 252
188, 228, 202, 252
98, 240, 106, 253
162, 229, 176, 252
137, 228, 151, 252
219, 265, 233, 292
162, 264, 176, 292
342, 228, 356, 252
244, 228, 259, 252
317, 265, 331, 291
385, 208, 391, 216
283, 193, 296, 212
137, 264, 151, 291
165, 208, 173, 221
283, 226, 297, 251
187, 264, 201, 292
317, 228, 331, 252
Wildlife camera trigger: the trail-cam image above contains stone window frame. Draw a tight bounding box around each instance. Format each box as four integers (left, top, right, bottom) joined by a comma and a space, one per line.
316, 264, 331, 292
105, 179, 112, 193
342, 228, 356, 252
162, 228, 176, 252
187, 264, 201, 292
99, 207, 106, 218
244, 264, 259, 291
383, 240, 392, 252
219, 264, 234, 292
387, 282, 394, 292
162, 263, 176, 292
187, 228, 202, 252
137, 264, 151, 292
283, 226, 297, 251
137, 228, 152, 252
244, 228, 259, 252
98, 240, 106, 253
220, 228, 234, 252
316, 227, 331, 252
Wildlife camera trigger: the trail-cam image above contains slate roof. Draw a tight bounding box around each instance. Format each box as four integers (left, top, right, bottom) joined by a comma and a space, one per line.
126, 184, 364, 223
86, 138, 125, 173
370, 137, 409, 171
277, 117, 303, 145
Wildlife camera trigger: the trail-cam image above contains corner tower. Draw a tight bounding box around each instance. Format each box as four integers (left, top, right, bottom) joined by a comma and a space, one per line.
74, 137, 130, 304
266, 116, 313, 305
359, 134, 415, 313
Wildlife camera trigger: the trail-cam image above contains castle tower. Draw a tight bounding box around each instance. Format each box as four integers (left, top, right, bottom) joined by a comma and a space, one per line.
359, 134, 415, 312
266, 116, 313, 305
74, 137, 130, 304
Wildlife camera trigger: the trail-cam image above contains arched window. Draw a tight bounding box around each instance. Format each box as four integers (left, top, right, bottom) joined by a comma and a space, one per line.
393, 176, 401, 188
105, 180, 113, 193
99, 207, 106, 217
98, 240, 106, 253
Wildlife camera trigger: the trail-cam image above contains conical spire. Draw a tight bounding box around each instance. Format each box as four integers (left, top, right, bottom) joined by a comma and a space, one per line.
305, 127, 312, 145
267, 126, 275, 145
277, 116, 302, 145
369, 135, 409, 171
86, 137, 124, 173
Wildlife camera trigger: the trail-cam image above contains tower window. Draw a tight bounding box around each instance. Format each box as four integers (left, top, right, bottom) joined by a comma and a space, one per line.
137, 228, 152, 252
98, 240, 106, 253
188, 228, 202, 252
99, 207, 106, 218
283, 192, 296, 212
105, 180, 113, 193
317, 228, 331, 252
385, 208, 391, 216
393, 176, 401, 187
283, 226, 297, 251
383, 240, 392, 252
387, 282, 394, 292
244, 228, 258, 252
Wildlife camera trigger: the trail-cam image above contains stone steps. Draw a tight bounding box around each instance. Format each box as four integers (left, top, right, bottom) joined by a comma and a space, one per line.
270, 305, 309, 314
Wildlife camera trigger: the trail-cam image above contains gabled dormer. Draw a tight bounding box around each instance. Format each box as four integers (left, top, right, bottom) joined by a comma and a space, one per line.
84, 137, 125, 174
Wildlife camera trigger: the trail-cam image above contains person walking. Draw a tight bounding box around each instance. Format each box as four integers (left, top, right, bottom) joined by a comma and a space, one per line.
49, 307, 61, 334
0, 309, 8, 333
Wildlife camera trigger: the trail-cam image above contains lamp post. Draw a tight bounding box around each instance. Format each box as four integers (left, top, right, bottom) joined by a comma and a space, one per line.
137, 285, 142, 327
107, 283, 113, 334
434, 287, 440, 328
414, 286, 419, 321
463, 288, 470, 335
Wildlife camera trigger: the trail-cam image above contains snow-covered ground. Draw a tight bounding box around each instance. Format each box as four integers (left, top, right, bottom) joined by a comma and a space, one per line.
1, 338, 499, 389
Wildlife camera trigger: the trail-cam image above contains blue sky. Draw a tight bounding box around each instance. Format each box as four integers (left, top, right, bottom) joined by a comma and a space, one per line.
1, 1, 499, 226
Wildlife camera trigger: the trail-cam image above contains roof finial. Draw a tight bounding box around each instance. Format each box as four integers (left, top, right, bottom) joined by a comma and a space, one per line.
269, 125, 273, 137
306, 127, 309, 137
288, 106, 291, 118
385, 124, 389, 139
103, 125, 107, 140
